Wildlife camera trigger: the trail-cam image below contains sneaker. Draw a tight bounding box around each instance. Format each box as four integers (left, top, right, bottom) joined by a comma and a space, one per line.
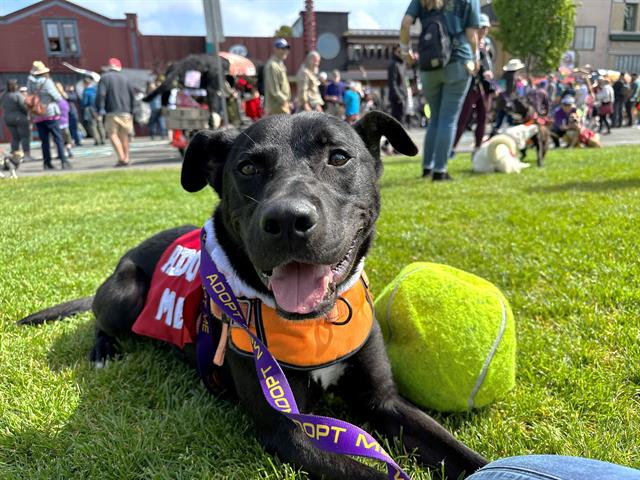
61, 161, 73, 170
422, 168, 432, 178
432, 171, 453, 182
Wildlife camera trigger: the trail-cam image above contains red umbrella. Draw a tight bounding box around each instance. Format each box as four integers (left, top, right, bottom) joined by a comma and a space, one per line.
219, 52, 256, 77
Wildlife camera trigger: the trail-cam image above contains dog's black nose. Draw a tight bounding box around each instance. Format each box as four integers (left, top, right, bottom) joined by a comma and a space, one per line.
260, 200, 318, 238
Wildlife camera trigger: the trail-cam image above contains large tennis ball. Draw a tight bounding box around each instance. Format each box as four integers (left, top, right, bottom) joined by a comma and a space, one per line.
374, 263, 516, 412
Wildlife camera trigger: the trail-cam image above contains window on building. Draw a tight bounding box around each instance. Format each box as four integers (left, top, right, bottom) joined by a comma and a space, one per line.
43, 20, 80, 56
616, 55, 640, 73
624, 4, 638, 31
573, 26, 596, 50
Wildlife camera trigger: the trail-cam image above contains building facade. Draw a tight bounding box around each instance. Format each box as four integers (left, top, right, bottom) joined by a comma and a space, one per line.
573, 0, 640, 72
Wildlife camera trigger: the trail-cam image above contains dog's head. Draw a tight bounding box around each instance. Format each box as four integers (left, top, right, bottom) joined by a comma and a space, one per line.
509, 98, 535, 124
182, 111, 417, 319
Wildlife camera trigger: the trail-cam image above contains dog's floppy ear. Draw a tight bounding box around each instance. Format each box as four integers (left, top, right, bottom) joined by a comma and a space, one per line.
181, 128, 239, 195
353, 110, 418, 160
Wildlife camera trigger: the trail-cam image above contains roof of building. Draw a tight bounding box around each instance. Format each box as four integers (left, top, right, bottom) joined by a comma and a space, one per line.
0, 0, 128, 27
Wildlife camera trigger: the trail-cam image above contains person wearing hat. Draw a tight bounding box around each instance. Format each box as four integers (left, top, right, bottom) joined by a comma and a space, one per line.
97, 58, 136, 166
343, 81, 362, 124
452, 12, 495, 155
264, 38, 291, 115
26, 60, 71, 170
550, 95, 577, 147
490, 58, 525, 136
595, 77, 614, 135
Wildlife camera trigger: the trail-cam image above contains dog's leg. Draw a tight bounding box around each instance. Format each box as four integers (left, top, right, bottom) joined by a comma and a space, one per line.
339, 323, 488, 479
534, 135, 543, 167
90, 256, 149, 364
225, 351, 387, 480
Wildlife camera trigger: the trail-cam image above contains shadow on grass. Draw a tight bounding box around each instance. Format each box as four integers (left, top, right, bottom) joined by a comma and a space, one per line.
529, 177, 640, 193
7, 314, 489, 478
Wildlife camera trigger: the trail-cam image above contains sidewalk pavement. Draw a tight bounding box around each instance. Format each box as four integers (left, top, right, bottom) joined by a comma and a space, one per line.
1, 137, 182, 177
2, 126, 639, 178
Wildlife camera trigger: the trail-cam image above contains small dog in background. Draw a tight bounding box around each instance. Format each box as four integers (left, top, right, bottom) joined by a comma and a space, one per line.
1, 149, 22, 179
565, 112, 602, 148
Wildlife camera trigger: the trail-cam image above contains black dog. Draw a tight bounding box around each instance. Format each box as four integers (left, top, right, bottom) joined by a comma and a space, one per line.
508, 98, 550, 167
19, 111, 487, 479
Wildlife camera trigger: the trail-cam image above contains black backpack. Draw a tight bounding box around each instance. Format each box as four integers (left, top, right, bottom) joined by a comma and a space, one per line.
418, 10, 452, 71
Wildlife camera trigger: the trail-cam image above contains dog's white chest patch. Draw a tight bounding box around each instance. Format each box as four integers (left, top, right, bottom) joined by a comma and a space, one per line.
310, 363, 347, 390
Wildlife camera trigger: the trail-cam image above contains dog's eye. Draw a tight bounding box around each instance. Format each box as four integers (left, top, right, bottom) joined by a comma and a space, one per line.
328, 150, 351, 167
238, 161, 257, 176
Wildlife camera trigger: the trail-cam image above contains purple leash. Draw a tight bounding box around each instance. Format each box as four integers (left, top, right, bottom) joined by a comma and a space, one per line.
197, 228, 410, 480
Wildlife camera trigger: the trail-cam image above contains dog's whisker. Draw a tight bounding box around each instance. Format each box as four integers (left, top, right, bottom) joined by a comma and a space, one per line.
243, 193, 261, 205
240, 130, 257, 146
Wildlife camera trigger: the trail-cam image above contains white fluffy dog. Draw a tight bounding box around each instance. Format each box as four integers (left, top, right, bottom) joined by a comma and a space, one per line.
472, 124, 538, 174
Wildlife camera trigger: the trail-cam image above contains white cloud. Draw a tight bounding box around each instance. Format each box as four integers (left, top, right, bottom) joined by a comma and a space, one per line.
1, 0, 406, 35
220, 0, 300, 37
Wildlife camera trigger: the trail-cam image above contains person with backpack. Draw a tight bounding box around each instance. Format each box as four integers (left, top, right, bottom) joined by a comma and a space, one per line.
26, 60, 71, 170
400, 0, 481, 181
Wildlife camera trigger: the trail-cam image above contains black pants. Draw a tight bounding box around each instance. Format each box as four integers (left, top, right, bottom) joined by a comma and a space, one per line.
625, 101, 634, 126
613, 99, 625, 128
6, 119, 31, 154
390, 101, 405, 125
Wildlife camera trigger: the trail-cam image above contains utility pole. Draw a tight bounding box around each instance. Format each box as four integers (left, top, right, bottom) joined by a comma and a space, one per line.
203, 0, 228, 126
304, 0, 316, 52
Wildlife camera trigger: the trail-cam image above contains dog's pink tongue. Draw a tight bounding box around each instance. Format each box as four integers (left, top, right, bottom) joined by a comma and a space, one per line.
270, 263, 333, 314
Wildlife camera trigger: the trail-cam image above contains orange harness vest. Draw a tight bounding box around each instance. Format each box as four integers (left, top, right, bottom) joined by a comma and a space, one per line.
209, 274, 374, 370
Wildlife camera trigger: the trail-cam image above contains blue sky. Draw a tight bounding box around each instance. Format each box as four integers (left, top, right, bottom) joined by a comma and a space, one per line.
0, 0, 411, 36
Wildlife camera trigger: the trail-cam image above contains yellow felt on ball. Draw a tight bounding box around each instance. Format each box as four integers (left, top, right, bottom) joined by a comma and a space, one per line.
374, 262, 516, 412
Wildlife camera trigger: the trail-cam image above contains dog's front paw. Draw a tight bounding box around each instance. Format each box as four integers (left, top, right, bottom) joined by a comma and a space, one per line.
89, 334, 118, 368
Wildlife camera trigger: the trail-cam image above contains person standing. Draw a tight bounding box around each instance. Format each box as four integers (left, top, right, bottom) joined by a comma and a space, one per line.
343, 81, 362, 124
318, 71, 329, 106
66, 85, 82, 146
26, 61, 71, 170
81, 76, 105, 146
324, 70, 346, 117
632, 73, 640, 127
596, 78, 614, 135
388, 45, 408, 124
612, 74, 627, 128
97, 58, 136, 166
1, 79, 32, 162
296, 51, 324, 112
452, 13, 495, 155
491, 58, 525, 135
264, 38, 292, 115
55, 82, 74, 159
400, 0, 481, 181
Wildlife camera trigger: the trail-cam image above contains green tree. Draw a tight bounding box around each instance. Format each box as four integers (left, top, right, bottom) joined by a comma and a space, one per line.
493, 0, 576, 73
274, 25, 293, 37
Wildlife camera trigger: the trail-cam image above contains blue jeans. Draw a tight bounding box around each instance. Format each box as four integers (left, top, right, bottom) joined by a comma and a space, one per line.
421, 61, 471, 172
468, 455, 640, 480
36, 119, 67, 167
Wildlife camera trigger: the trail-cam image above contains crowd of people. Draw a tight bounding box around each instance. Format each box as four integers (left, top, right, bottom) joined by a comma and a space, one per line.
2, 3, 640, 177
0, 57, 139, 172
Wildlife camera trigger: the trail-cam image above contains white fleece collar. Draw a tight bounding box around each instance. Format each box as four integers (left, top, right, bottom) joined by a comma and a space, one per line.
202, 217, 365, 309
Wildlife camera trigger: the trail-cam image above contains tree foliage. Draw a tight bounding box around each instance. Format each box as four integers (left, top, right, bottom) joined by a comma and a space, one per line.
493, 0, 576, 73
274, 25, 293, 37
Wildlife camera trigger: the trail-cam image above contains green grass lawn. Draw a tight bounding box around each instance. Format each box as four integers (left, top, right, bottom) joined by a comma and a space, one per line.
1, 146, 640, 479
